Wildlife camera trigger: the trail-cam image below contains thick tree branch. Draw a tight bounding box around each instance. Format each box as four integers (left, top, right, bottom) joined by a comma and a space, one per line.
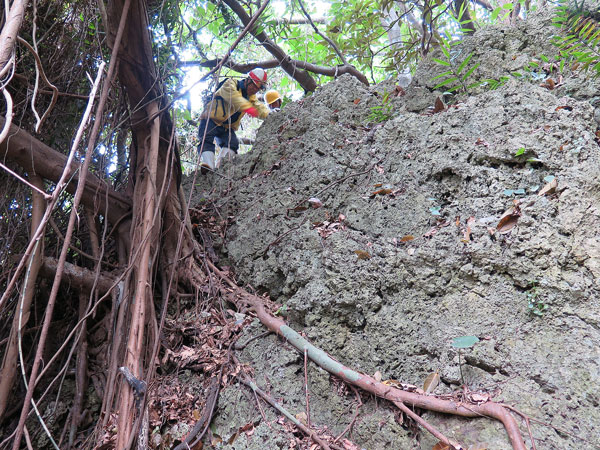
39, 257, 117, 294
222, 0, 317, 92
180, 58, 368, 86
0, 116, 131, 226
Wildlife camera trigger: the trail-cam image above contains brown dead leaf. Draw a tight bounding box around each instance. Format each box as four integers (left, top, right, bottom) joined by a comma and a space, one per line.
424, 220, 450, 238
474, 138, 489, 147
373, 183, 383, 188
541, 78, 555, 90
470, 393, 490, 403
461, 216, 475, 242
496, 214, 519, 234
400, 235, 414, 242
468, 444, 489, 450
395, 85, 406, 96
354, 250, 371, 260
433, 442, 452, 450
423, 371, 440, 394
292, 205, 308, 212
433, 97, 446, 113
555, 105, 573, 112
353, 98, 361, 105
295, 411, 308, 425
342, 439, 361, 450
538, 178, 557, 196
308, 197, 323, 208
371, 188, 393, 196
496, 202, 521, 234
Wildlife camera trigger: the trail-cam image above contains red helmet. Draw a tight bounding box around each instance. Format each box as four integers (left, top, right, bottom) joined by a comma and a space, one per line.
248, 68, 267, 87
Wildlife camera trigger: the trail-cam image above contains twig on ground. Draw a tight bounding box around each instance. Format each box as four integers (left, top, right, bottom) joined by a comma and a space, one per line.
504, 405, 600, 450
261, 218, 308, 257
288, 158, 383, 213
304, 348, 311, 428
393, 400, 462, 449
239, 374, 340, 450
234, 330, 272, 350
333, 386, 362, 443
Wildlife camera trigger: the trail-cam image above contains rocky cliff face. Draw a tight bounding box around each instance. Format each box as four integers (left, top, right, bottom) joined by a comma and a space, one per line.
185, 11, 600, 449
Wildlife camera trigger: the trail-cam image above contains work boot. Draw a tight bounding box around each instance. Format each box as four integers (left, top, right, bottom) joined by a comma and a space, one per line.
215, 147, 236, 168
200, 151, 215, 174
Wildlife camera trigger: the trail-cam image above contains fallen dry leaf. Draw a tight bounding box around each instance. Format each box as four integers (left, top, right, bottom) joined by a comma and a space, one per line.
433, 97, 446, 113
461, 216, 475, 242
371, 188, 393, 196
468, 443, 489, 450
541, 78, 555, 90
354, 250, 371, 260
295, 412, 308, 426
470, 393, 490, 403
308, 197, 323, 208
342, 439, 361, 450
395, 85, 406, 96
496, 202, 521, 234
400, 235, 414, 242
423, 371, 440, 394
538, 178, 557, 196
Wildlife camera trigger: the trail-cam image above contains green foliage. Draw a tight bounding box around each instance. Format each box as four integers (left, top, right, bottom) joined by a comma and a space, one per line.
552, 1, 600, 74
451, 335, 479, 385
367, 91, 394, 123
451, 336, 479, 349
526, 283, 548, 316
431, 33, 481, 94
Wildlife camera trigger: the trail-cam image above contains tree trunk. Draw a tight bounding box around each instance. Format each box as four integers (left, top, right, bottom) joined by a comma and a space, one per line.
0, 175, 44, 421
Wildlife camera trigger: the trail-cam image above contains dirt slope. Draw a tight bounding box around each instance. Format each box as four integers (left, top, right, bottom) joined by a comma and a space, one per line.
184, 11, 600, 450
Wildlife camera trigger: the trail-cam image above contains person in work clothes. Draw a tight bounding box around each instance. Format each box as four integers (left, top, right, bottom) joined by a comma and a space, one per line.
264, 89, 282, 111
198, 68, 270, 172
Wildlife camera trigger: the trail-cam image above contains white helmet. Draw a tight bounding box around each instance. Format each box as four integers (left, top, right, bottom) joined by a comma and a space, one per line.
248, 68, 267, 87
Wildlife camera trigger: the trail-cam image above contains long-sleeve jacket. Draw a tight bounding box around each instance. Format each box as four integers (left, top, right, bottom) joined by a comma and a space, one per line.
200, 78, 269, 130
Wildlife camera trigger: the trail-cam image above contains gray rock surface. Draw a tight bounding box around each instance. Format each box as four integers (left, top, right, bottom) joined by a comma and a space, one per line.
184, 10, 600, 450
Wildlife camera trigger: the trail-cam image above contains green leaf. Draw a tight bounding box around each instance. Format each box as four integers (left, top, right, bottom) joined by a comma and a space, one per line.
433, 77, 458, 90
491, 7, 501, 21
433, 58, 451, 67
440, 45, 450, 59
457, 53, 473, 75
515, 147, 525, 156
431, 70, 454, 81
452, 336, 479, 349
461, 62, 480, 81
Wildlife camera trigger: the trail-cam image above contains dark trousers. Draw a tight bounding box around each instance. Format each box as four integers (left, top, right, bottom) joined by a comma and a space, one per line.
197, 119, 239, 154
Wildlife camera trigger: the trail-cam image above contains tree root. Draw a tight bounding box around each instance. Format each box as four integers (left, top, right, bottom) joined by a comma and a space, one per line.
207, 260, 528, 450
